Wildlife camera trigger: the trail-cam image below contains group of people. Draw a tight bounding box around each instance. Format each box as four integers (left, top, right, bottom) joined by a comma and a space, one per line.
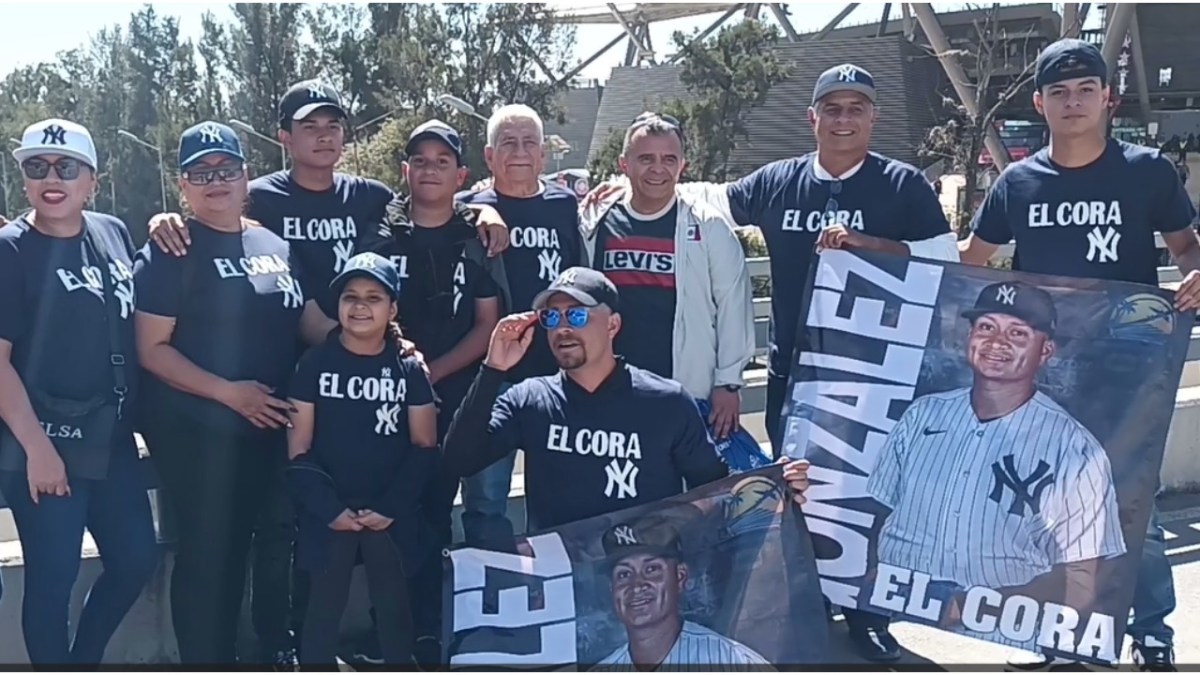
0, 34, 1193, 672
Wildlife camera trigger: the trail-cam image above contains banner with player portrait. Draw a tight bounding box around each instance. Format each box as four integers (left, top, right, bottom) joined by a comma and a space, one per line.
780, 249, 1194, 665
441, 466, 829, 669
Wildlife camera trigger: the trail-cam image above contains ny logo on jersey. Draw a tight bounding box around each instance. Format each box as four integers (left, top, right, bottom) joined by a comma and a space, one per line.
277, 275, 304, 309
41, 125, 67, 146
374, 403, 401, 435
613, 525, 637, 546
381, 367, 391, 379
198, 123, 223, 144
538, 248, 562, 282
988, 455, 1054, 517
332, 240, 354, 273
1087, 226, 1121, 263
604, 458, 639, 499
113, 279, 135, 319
996, 285, 1016, 306
836, 65, 858, 82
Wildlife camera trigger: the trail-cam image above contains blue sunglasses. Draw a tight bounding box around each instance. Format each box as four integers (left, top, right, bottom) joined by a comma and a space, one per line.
539, 307, 589, 329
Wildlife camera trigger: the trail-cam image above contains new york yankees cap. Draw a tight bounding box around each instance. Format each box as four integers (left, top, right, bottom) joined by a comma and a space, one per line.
1035, 38, 1106, 90
812, 63, 877, 105
962, 281, 1058, 337
602, 512, 683, 567
330, 252, 401, 300
178, 121, 245, 172
278, 79, 347, 128
532, 267, 620, 313
405, 119, 464, 166
13, 119, 98, 170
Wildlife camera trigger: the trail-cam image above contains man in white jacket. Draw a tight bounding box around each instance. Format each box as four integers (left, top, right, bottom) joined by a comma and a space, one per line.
579, 112, 755, 442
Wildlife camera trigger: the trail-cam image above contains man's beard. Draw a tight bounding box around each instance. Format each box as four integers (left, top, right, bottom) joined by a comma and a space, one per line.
554, 347, 587, 371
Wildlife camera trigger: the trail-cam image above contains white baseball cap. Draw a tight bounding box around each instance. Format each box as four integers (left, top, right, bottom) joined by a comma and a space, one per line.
13, 119, 98, 170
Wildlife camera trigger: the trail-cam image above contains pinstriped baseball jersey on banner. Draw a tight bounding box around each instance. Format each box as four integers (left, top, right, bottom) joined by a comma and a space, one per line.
866, 387, 1126, 589
590, 621, 774, 671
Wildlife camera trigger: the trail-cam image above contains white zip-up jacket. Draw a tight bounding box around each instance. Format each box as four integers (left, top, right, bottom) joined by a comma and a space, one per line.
580, 189, 755, 401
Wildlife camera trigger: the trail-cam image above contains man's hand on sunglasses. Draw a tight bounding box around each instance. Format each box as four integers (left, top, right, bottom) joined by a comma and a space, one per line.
484, 312, 538, 372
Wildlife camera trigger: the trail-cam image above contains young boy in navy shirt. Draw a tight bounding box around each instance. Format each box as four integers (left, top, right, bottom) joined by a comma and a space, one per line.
286, 252, 437, 668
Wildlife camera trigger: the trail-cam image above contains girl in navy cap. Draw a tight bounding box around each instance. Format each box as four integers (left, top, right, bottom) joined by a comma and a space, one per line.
0, 119, 159, 666
286, 252, 437, 668
134, 121, 336, 664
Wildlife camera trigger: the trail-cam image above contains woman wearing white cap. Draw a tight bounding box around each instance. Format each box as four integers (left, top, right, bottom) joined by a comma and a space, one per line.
0, 119, 160, 666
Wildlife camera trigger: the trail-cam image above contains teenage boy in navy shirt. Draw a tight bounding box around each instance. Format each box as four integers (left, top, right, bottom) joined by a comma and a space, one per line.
456, 104, 583, 551
959, 38, 1200, 671
443, 268, 813, 536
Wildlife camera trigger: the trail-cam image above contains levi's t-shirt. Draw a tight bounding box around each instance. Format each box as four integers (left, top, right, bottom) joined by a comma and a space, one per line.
725, 152, 950, 377
134, 220, 306, 434
971, 139, 1197, 285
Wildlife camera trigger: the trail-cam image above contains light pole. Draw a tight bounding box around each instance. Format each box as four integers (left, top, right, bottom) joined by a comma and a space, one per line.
230, 119, 286, 170
436, 94, 489, 123
2, 139, 19, 217
117, 129, 168, 211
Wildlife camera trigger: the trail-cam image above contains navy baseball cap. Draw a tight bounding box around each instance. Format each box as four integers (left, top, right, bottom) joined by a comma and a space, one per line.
962, 281, 1057, 337
278, 79, 347, 128
178, 121, 245, 172
532, 267, 620, 312
330, 252, 401, 300
1035, 38, 1107, 90
405, 120, 464, 166
812, 63, 877, 105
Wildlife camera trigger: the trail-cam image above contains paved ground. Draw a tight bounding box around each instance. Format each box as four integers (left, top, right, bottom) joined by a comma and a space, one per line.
816, 491, 1200, 670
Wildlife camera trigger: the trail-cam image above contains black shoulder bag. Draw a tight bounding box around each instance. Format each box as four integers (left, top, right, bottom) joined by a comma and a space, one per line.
0, 223, 128, 480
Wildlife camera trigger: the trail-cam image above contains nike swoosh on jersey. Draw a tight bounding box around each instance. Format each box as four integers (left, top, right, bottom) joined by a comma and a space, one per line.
922, 428, 947, 436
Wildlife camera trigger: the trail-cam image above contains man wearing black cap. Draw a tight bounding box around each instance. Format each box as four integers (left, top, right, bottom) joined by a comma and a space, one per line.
867, 281, 1123, 650
356, 118, 510, 667
591, 512, 772, 670
958, 38, 1200, 670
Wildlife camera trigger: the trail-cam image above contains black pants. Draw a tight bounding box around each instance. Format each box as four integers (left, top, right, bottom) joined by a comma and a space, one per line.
766, 374, 889, 634
146, 418, 285, 665
301, 531, 413, 669
251, 462, 306, 656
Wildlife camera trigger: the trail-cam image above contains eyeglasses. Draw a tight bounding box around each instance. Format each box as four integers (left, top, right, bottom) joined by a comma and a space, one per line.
21, 157, 85, 181
183, 165, 245, 185
824, 178, 843, 219
538, 307, 590, 330
629, 112, 686, 146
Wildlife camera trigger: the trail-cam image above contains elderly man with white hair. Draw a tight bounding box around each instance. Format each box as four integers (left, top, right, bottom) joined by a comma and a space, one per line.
456, 104, 585, 551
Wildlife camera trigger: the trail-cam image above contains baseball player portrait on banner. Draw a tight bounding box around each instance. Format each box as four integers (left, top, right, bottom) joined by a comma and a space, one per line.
781, 249, 1193, 665
440, 467, 829, 669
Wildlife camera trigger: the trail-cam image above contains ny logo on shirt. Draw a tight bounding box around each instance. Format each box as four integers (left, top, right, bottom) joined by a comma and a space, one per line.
333, 240, 354, 273
988, 455, 1054, 517
276, 275, 304, 309
996, 285, 1016, 306
375, 403, 401, 435
56, 261, 135, 319
1086, 226, 1122, 263
538, 248, 562, 282
605, 458, 639, 499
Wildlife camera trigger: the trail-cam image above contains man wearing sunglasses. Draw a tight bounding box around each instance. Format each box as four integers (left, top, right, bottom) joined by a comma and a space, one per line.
579, 112, 755, 451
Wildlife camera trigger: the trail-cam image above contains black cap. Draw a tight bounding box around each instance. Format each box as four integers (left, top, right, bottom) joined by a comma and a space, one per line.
1035, 38, 1107, 90
532, 267, 620, 312
962, 281, 1057, 337
329, 252, 401, 300
405, 120, 464, 166
602, 513, 683, 567
279, 79, 347, 128
812, 64, 877, 105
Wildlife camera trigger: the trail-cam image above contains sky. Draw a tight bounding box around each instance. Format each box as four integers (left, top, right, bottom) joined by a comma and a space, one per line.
0, 2, 1096, 86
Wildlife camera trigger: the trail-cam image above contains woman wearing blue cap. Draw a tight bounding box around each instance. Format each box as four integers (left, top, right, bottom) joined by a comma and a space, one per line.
0, 118, 159, 666
286, 251, 437, 668
133, 121, 336, 664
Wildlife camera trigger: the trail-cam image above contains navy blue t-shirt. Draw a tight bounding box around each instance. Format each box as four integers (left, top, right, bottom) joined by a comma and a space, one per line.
485, 362, 727, 529
972, 139, 1197, 285
0, 212, 139, 449
290, 338, 434, 511
726, 152, 950, 376
134, 220, 307, 434
459, 182, 583, 381
594, 201, 678, 379
248, 171, 394, 310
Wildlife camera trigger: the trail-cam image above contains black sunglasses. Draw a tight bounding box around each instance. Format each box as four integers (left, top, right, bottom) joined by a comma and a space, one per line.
183, 164, 245, 186
629, 112, 686, 146
824, 178, 843, 218
22, 157, 85, 181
